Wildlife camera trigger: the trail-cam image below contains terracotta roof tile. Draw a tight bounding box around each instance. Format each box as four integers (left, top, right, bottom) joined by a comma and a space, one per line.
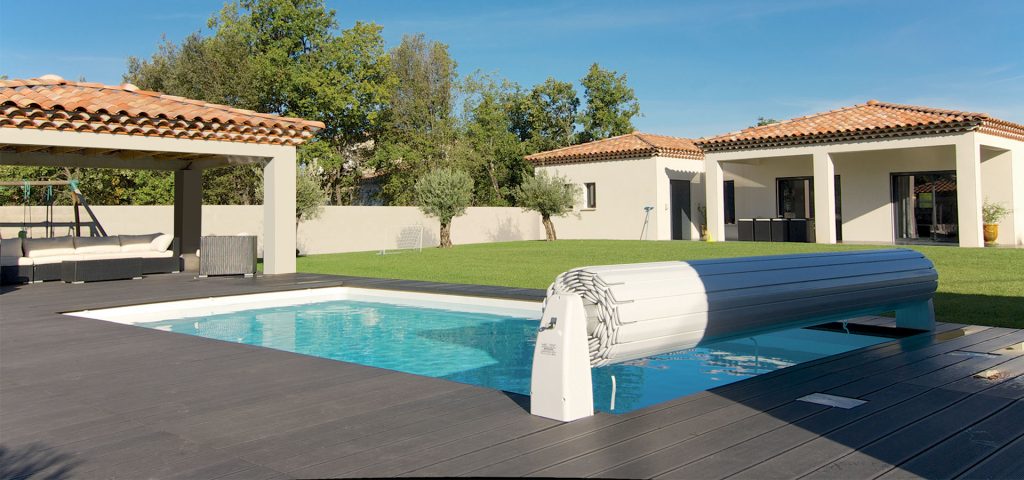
526, 132, 704, 165
698, 100, 1024, 151
0, 76, 323, 146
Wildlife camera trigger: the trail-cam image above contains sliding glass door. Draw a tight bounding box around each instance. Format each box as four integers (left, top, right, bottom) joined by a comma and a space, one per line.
891, 172, 958, 244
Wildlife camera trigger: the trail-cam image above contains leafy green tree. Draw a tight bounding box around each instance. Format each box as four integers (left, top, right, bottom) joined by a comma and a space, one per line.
373, 34, 459, 205
295, 163, 328, 225
754, 117, 780, 127
126, 0, 393, 205
578, 63, 640, 142
0, 166, 174, 206
202, 165, 263, 205
414, 167, 473, 248
515, 170, 580, 241
525, 78, 580, 152
454, 73, 530, 206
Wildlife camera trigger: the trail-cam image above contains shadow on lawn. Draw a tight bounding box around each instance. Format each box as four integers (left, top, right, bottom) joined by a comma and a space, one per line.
934, 292, 1024, 328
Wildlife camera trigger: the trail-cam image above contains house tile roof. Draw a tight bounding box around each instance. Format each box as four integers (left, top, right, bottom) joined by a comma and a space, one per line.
526, 132, 704, 165
0, 75, 324, 146
698, 100, 1024, 152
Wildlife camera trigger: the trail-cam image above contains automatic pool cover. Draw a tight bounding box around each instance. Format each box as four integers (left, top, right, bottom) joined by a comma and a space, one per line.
530, 249, 937, 421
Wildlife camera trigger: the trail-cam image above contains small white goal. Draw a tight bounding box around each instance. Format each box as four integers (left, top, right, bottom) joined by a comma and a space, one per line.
379, 224, 425, 255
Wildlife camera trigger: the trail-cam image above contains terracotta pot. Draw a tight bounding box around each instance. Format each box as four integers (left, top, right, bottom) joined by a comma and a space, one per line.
983, 224, 999, 245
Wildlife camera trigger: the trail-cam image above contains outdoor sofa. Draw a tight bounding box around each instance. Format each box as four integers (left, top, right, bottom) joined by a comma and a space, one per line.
0, 233, 181, 284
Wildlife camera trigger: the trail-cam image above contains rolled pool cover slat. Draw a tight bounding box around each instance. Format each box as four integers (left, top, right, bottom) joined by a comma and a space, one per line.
546, 249, 938, 367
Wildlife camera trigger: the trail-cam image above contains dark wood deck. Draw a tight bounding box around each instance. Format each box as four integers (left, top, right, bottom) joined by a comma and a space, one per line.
1, 273, 1022, 479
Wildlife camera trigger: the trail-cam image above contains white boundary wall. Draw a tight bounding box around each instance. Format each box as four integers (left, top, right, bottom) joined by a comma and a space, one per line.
0, 206, 543, 255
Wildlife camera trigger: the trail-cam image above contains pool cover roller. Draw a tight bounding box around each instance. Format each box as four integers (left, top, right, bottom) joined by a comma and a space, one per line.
531, 249, 937, 421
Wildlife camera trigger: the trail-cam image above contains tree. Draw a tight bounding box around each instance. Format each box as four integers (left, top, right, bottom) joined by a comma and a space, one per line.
454, 73, 529, 206
579, 63, 640, 142
295, 163, 328, 225
125, 0, 394, 205
515, 170, 580, 241
414, 168, 473, 248
372, 34, 459, 205
754, 117, 780, 127
525, 78, 580, 152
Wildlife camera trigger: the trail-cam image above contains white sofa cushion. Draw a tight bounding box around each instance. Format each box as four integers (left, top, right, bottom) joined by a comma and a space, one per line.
22, 237, 76, 258
30, 254, 76, 265
120, 233, 161, 252
72, 250, 173, 261
0, 256, 33, 267
151, 234, 174, 252
74, 236, 121, 254
1, 237, 23, 257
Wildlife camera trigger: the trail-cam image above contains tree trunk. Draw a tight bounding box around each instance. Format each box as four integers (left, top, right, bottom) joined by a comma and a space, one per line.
542, 215, 556, 241
440, 222, 453, 248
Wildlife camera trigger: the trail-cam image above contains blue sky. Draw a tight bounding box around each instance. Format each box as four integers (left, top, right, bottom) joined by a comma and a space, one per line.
2, 0, 1022, 137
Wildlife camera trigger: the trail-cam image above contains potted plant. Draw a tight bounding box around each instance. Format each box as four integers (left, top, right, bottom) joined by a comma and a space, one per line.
982, 199, 1012, 245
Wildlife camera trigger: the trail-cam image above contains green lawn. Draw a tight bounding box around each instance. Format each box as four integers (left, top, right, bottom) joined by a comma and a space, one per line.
296, 240, 1024, 328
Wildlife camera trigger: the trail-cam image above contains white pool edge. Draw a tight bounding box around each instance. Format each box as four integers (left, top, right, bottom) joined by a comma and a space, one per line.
65, 286, 543, 324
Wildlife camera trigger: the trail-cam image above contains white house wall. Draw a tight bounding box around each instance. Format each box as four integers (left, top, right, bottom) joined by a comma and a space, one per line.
537, 157, 660, 240
976, 133, 1024, 246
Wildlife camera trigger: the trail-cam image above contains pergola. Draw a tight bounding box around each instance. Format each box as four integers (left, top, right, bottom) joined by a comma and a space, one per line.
0, 75, 324, 274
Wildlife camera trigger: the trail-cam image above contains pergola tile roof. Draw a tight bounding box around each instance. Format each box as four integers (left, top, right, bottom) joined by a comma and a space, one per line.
0, 76, 324, 146
526, 132, 704, 165
698, 100, 1024, 151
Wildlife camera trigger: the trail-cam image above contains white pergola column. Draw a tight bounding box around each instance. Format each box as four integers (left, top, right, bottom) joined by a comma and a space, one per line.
704, 156, 726, 242
956, 135, 984, 247
263, 149, 297, 274
173, 169, 202, 256
812, 151, 837, 244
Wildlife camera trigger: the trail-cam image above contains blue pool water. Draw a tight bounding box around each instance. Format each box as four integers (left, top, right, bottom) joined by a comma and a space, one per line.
140, 299, 889, 413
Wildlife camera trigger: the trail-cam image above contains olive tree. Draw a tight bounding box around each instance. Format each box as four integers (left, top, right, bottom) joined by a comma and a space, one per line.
414, 167, 474, 248
515, 170, 580, 241
296, 164, 328, 225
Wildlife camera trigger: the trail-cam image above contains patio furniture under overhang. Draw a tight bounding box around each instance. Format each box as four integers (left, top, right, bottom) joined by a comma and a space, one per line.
697, 100, 1024, 247
0, 75, 324, 274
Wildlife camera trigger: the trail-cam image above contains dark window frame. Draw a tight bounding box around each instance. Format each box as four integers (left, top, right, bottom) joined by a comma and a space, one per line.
723, 180, 736, 224
584, 182, 596, 209
776, 176, 815, 219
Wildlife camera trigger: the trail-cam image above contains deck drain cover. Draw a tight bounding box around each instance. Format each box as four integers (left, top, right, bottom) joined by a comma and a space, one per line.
797, 393, 867, 409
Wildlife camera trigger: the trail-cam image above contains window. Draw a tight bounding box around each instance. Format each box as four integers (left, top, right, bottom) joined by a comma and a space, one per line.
584, 182, 596, 209
723, 180, 736, 224
777, 177, 814, 219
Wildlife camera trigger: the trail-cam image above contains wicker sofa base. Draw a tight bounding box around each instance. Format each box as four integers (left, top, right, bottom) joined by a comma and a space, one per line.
0, 265, 33, 284
0, 238, 182, 285
61, 258, 144, 283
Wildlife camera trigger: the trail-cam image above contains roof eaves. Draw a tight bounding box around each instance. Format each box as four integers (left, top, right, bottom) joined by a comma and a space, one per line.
697, 120, 983, 152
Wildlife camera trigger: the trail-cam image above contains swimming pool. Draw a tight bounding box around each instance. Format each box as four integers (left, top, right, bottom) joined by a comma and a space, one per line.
69, 288, 891, 414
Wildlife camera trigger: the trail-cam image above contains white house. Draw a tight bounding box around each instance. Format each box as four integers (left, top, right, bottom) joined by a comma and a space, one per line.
526, 132, 706, 241
530, 101, 1024, 247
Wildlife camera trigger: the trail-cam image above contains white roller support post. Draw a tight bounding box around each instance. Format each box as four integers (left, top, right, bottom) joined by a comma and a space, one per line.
530, 292, 594, 422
